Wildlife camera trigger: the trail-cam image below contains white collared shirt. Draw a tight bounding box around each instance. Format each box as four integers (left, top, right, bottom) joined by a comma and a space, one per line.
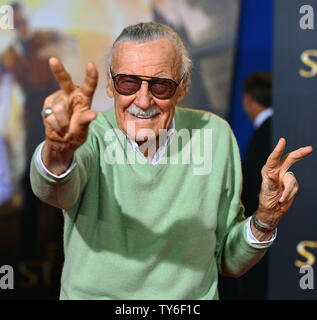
254, 108, 273, 129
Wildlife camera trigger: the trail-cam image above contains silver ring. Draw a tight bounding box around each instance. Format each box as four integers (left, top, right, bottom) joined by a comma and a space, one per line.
43, 107, 53, 118
286, 171, 295, 177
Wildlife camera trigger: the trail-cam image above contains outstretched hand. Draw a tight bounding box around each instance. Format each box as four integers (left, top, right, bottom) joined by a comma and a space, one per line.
41, 57, 98, 175
42, 57, 98, 152
256, 138, 313, 230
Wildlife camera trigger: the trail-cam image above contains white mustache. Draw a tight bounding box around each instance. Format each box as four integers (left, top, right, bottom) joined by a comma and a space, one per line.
127, 104, 159, 118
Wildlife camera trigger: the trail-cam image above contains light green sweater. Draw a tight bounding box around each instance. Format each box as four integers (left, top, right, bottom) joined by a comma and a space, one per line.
30, 106, 271, 300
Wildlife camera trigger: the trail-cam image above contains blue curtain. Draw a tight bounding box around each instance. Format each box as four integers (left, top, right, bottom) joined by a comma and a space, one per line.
229, 0, 273, 158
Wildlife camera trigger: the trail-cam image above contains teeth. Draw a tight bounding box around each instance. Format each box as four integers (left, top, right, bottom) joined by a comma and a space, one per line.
128, 111, 158, 119
135, 114, 154, 119
127, 105, 159, 119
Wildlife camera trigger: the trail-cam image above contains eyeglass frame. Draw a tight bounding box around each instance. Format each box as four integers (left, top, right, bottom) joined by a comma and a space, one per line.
109, 66, 186, 100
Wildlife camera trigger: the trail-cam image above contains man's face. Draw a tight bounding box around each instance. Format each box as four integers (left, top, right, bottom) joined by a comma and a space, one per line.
107, 38, 187, 142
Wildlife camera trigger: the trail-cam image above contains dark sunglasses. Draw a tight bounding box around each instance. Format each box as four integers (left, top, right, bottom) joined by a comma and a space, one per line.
110, 66, 185, 100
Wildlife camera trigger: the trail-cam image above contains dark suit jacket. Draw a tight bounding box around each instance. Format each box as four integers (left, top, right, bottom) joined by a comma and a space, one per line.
242, 116, 272, 217
239, 115, 272, 299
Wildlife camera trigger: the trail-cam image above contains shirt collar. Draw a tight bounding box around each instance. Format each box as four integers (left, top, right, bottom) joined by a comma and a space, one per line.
254, 108, 273, 129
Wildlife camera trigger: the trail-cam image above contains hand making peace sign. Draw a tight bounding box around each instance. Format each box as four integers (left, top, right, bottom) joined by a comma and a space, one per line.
42, 57, 98, 152
255, 137, 313, 233
40, 57, 98, 175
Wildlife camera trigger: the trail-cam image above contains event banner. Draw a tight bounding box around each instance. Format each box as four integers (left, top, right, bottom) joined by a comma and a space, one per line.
268, 0, 317, 299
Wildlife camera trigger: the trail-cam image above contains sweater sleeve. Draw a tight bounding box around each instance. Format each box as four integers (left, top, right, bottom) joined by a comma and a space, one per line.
30, 130, 96, 211
215, 127, 273, 278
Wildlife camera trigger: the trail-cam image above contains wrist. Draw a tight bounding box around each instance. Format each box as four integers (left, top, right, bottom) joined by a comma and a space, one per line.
42, 140, 75, 175
252, 212, 277, 232
250, 215, 276, 241
256, 202, 281, 226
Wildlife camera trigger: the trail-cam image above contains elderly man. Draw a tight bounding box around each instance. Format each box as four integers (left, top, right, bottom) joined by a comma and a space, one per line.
30, 22, 312, 300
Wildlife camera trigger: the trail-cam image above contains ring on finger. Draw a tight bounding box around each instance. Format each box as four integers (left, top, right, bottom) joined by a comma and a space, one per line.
286, 171, 299, 188
286, 171, 295, 177
43, 106, 54, 118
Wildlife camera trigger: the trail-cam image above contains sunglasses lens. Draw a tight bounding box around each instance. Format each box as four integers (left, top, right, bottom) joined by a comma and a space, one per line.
151, 80, 176, 99
115, 75, 141, 95
113, 74, 178, 99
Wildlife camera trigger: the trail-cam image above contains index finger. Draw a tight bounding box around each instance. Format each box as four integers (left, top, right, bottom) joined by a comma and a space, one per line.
265, 137, 286, 169
49, 57, 76, 94
281, 145, 313, 172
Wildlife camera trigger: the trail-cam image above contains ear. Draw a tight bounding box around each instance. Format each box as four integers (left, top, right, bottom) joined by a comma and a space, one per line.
176, 73, 189, 104
106, 69, 114, 98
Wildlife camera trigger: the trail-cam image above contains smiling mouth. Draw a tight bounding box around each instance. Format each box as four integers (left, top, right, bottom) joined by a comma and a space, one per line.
127, 111, 159, 119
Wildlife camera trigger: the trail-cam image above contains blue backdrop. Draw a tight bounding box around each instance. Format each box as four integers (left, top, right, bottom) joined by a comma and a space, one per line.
229, 0, 273, 158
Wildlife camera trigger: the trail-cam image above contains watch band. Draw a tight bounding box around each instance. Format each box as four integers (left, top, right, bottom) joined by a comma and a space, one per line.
252, 213, 277, 232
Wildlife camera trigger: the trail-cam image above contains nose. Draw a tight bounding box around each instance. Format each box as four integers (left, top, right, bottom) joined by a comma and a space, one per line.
134, 81, 152, 110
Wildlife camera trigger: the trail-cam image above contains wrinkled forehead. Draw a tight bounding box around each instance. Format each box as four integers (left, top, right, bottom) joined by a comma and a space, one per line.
111, 38, 183, 77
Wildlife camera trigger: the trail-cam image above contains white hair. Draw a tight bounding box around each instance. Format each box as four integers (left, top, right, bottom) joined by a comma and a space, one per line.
106, 22, 192, 84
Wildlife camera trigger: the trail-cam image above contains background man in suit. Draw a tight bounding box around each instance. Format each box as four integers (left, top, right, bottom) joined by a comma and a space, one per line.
242, 71, 273, 218
239, 71, 273, 299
